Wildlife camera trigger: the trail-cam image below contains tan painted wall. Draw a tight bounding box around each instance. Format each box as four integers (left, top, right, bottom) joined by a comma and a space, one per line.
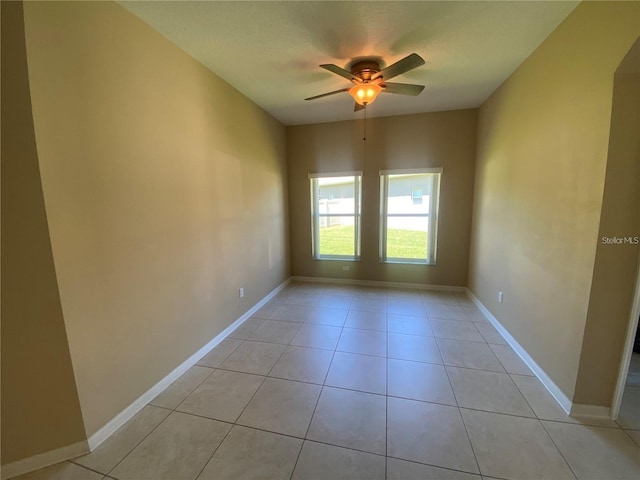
21, 1, 288, 437
287, 110, 477, 286
468, 1, 640, 401
574, 67, 640, 405
1, 2, 87, 463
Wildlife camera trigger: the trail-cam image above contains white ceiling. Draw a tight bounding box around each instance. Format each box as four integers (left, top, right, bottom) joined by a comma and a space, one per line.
120, 1, 579, 126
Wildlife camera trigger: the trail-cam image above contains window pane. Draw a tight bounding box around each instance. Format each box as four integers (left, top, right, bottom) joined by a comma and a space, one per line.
319, 217, 355, 256
387, 174, 430, 214
386, 216, 428, 259
318, 176, 355, 214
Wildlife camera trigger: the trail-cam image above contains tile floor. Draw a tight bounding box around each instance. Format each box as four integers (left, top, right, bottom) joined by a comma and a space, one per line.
13, 281, 640, 480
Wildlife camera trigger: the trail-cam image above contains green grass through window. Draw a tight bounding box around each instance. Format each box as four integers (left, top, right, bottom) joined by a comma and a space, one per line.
319, 225, 426, 259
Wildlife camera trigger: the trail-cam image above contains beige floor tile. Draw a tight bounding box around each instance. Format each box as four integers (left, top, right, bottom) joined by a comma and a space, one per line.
463, 306, 489, 323
291, 441, 385, 480
268, 304, 313, 322
387, 299, 426, 316
325, 351, 387, 394
228, 318, 264, 339
387, 358, 456, 405
451, 292, 475, 307
305, 306, 348, 327
437, 339, 504, 372
247, 319, 301, 344
323, 284, 357, 296
430, 319, 484, 342
198, 425, 302, 480
386, 287, 420, 299
13, 462, 104, 480
177, 370, 263, 422
250, 301, 280, 320
337, 328, 387, 357
460, 409, 574, 480
196, 338, 243, 367
344, 310, 387, 331
75, 405, 170, 473
447, 367, 534, 417
511, 375, 618, 426
269, 345, 333, 384
353, 286, 387, 299
489, 344, 534, 375
307, 387, 386, 455
350, 297, 387, 313
617, 386, 640, 430
388, 333, 442, 364
387, 314, 433, 336
510, 374, 575, 423
543, 421, 640, 480
387, 397, 478, 473
150, 366, 213, 409
473, 323, 507, 345
425, 304, 469, 321
290, 324, 342, 350
421, 291, 460, 305
237, 378, 321, 437
625, 429, 640, 446
110, 412, 230, 480
219, 341, 286, 375
282, 292, 320, 306
315, 294, 353, 309
387, 458, 481, 480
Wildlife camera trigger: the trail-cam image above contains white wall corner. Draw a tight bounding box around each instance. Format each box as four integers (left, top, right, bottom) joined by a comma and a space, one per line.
1, 441, 89, 480
465, 288, 574, 415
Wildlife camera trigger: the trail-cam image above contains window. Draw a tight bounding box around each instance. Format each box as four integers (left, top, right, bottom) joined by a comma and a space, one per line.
380, 169, 442, 264
310, 173, 362, 260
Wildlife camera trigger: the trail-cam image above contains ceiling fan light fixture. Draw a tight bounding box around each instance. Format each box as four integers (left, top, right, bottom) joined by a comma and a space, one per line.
349, 83, 382, 106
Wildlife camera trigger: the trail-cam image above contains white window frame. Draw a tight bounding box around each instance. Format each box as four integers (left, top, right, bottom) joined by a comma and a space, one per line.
309, 172, 362, 261
379, 168, 442, 265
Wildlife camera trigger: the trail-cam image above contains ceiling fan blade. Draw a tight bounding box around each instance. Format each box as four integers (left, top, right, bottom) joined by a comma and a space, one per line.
382, 82, 425, 96
354, 102, 365, 112
371, 53, 425, 81
305, 87, 350, 101
320, 64, 360, 83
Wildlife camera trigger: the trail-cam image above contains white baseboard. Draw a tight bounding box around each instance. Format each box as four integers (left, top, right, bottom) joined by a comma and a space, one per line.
87, 278, 290, 451
1, 441, 88, 480
291, 275, 466, 292
465, 289, 574, 415
570, 404, 611, 419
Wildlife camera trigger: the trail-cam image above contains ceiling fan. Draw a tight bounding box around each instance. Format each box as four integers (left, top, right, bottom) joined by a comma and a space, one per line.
305, 53, 426, 111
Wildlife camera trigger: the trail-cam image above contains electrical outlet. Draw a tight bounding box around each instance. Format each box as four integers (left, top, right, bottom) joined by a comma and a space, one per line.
342, 266, 350, 271
239, 287, 244, 298
498, 291, 503, 303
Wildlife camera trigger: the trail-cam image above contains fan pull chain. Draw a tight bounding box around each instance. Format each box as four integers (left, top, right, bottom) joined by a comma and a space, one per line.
363, 106, 367, 141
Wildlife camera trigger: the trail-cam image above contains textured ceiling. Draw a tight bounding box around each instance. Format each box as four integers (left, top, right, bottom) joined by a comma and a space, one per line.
120, 1, 579, 126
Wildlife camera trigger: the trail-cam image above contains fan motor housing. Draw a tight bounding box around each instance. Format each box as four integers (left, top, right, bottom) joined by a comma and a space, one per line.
350, 60, 381, 81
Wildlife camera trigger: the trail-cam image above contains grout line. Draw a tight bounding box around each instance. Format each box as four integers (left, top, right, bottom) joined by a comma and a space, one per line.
434, 337, 482, 475
65, 460, 110, 477
538, 419, 580, 480
385, 323, 389, 480
289, 323, 344, 478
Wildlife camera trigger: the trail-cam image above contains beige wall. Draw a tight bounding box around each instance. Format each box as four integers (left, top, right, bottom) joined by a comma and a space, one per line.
287, 110, 477, 286
20, 0, 288, 439
574, 63, 640, 405
1, 1, 87, 463
468, 1, 639, 401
